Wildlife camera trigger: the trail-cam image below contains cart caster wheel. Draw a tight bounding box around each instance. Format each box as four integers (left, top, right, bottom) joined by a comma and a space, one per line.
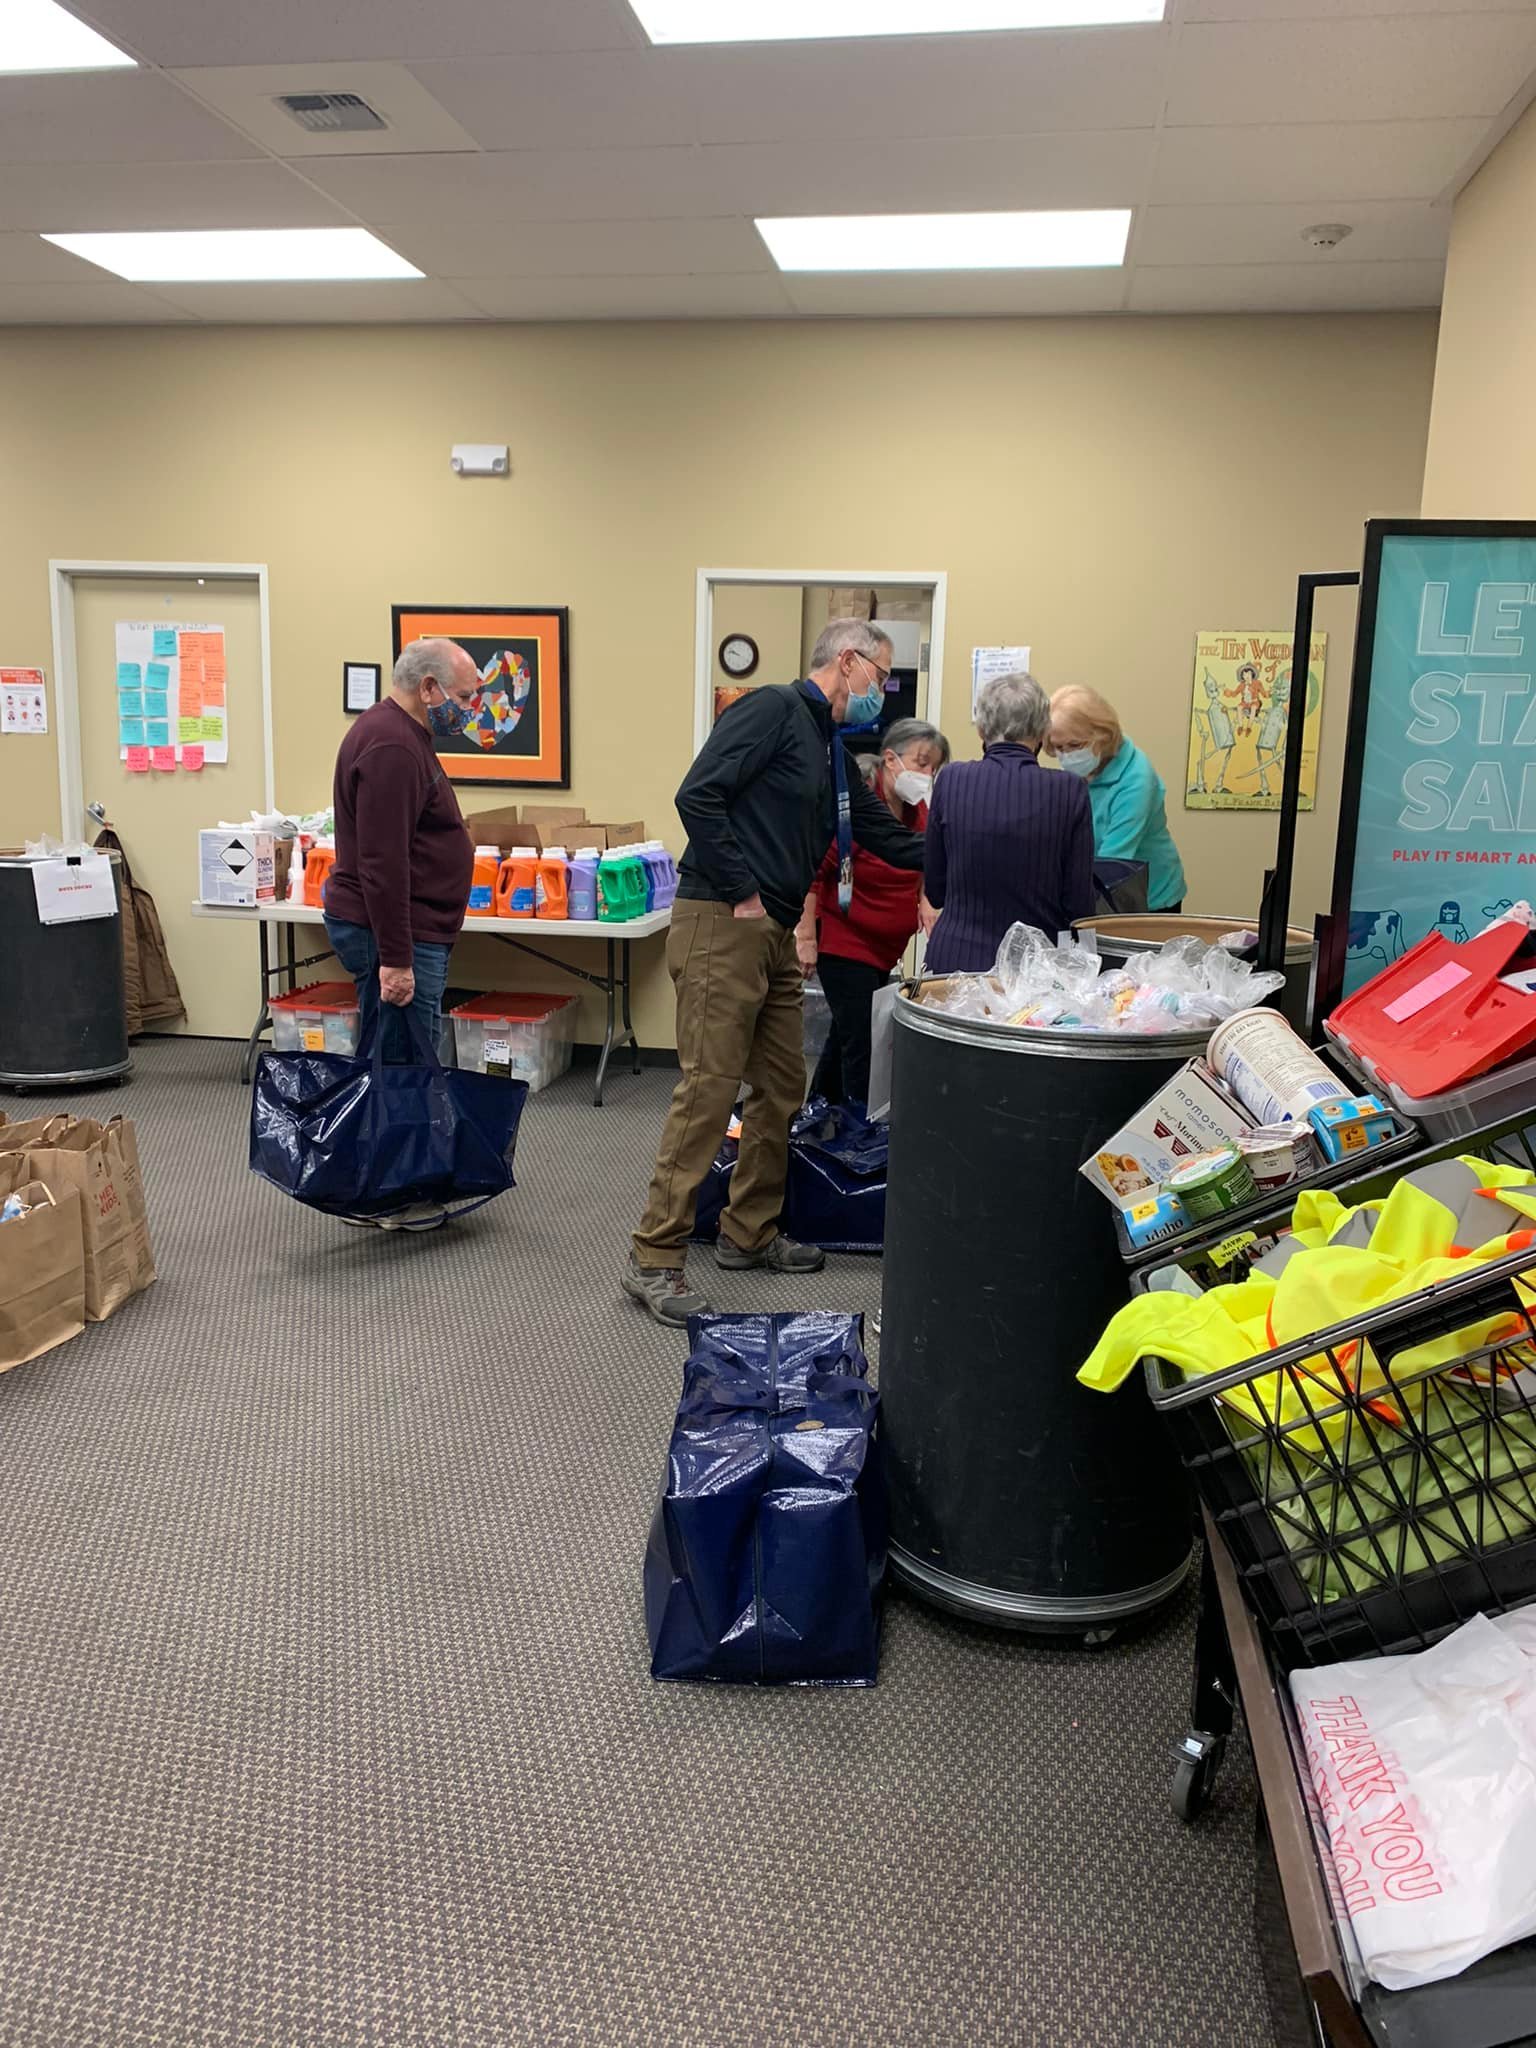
1082, 1626, 1118, 1649
1170, 1732, 1225, 1822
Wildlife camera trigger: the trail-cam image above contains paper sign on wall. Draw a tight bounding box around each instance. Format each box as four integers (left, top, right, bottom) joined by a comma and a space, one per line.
114, 621, 228, 766
1, 668, 48, 734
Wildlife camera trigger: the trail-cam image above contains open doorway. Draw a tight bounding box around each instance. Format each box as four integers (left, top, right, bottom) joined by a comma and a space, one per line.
692, 568, 949, 756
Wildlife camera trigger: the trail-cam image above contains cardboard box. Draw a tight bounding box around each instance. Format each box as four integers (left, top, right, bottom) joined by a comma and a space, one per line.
587, 821, 646, 849
464, 805, 531, 854
873, 598, 927, 624
198, 829, 275, 908
1080, 1060, 1255, 1203
520, 805, 588, 830
827, 587, 876, 621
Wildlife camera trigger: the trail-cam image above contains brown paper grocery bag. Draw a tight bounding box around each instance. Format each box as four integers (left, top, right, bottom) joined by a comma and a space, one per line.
106, 1117, 156, 1294
0, 1183, 86, 1372
21, 1120, 140, 1322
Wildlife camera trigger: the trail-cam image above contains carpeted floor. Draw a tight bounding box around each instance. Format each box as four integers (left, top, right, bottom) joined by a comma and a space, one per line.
0, 1040, 1276, 2047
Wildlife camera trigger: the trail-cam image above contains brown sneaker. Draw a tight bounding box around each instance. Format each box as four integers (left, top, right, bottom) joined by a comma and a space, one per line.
622, 1253, 712, 1328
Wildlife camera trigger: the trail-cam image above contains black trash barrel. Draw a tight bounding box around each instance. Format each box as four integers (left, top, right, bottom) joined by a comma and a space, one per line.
0, 855, 131, 1089
882, 985, 1197, 1632
1075, 912, 1316, 1035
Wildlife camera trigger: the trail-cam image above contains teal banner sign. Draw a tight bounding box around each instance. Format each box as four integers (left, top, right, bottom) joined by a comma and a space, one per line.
1331, 522, 1536, 1000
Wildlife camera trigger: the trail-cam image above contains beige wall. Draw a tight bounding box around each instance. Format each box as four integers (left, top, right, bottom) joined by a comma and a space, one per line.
711, 582, 802, 696
0, 314, 1436, 1044
1422, 103, 1536, 517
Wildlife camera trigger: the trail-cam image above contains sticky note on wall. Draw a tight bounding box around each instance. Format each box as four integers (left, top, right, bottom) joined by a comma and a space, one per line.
152, 628, 177, 657
178, 716, 202, 744
181, 744, 204, 772
125, 745, 150, 773
151, 746, 176, 771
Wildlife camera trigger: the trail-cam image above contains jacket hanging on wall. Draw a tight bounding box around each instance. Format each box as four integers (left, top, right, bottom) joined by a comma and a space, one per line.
92, 824, 185, 1035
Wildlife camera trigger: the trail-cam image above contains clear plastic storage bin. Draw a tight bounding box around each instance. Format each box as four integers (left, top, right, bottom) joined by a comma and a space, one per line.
451, 992, 577, 1093
269, 980, 361, 1055
1325, 1020, 1536, 1141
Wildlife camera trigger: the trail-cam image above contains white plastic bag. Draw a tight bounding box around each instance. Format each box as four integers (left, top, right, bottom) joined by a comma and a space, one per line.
1290, 1609, 1536, 1990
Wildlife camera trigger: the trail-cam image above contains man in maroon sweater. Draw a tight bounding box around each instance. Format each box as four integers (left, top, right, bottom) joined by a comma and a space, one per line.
323, 638, 479, 1081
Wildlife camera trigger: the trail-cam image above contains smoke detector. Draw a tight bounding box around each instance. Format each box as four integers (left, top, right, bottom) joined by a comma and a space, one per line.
1301, 222, 1353, 251
274, 92, 387, 134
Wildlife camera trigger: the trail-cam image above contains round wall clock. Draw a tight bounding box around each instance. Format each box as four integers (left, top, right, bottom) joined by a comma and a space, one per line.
718, 633, 760, 679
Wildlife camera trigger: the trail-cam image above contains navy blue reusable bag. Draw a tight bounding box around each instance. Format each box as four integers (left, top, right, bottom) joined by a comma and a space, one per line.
249, 1008, 527, 1219
644, 1311, 887, 1686
694, 1098, 888, 1252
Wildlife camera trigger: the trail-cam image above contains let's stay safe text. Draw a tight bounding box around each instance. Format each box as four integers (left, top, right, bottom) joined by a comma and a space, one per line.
1401, 581, 1536, 834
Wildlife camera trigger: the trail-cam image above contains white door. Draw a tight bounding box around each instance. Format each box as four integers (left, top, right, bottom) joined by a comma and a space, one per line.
73, 574, 266, 1038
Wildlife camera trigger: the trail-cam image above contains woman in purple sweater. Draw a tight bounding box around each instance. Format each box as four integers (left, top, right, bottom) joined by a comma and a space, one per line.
923, 671, 1096, 975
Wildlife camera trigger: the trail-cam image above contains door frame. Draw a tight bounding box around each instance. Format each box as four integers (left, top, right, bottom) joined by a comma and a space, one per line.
693, 566, 949, 754
49, 558, 274, 842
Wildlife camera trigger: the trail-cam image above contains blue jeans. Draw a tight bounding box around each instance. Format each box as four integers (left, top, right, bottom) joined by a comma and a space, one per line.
323, 916, 452, 1064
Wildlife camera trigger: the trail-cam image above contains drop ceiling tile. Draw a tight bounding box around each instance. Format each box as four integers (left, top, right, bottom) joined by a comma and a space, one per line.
1128, 257, 1445, 311
0, 281, 196, 324
376, 216, 772, 278
1167, 15, 1536, 125
142, 280, 485, 322
0, 71, 258, 166
782, 269, 1128, 315
1186, 0, 1536, 17
0, 233, 113, 283
409, 52, 705, 151
1151, 119, 1488, 202
716, 131, 1154, 215
64, 0, 641, 68
0, 162, 351, 234
451, 273, 795, 318
1135, 198, 1449, 265
172, 62, 480, 156
307, 129, 1152, 223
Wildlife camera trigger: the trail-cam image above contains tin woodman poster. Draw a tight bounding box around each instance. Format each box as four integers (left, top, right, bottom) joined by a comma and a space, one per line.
1185, 628, 1326, 812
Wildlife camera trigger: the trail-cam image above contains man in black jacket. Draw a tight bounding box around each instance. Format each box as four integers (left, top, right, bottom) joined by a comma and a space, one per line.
625, 619, 924, 1326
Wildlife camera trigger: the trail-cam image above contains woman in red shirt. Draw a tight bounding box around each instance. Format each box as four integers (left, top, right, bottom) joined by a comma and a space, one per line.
796, 717, 950, 1107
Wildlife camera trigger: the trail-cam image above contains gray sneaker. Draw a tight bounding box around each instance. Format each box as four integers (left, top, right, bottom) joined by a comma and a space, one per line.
716, 1233, 825, 1274
623, 1254, 711, 1327
378, 1201, 448, 1232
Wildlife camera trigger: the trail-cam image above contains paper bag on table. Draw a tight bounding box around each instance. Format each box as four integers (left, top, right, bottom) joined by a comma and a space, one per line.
0, 1182, 86, 1371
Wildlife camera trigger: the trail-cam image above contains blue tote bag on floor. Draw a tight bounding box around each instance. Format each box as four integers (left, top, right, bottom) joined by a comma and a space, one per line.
645, 1311, 886, 1687
693, 1098, 888, 1252
249, 1009, 527, 1219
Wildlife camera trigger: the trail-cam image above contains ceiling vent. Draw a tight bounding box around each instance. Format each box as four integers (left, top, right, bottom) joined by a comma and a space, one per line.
274, 92, 387, 135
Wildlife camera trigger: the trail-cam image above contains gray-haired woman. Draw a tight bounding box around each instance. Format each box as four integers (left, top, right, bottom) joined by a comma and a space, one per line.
796, 716, 950, 1105
923, 672, 1095, 975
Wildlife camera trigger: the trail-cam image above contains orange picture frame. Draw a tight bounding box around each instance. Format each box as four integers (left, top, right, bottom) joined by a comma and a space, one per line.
391, 603, 570, 788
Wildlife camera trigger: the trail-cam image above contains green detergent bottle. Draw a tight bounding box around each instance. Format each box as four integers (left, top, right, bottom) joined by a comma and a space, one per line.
597, 850, 629, 922
616, 845, 649, 920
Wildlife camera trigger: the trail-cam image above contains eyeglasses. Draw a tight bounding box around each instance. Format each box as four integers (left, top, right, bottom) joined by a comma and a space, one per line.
854, 651, 892, 686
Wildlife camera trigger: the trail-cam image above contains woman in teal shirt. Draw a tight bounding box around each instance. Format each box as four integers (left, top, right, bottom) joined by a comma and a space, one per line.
1047, 685, 1187, 911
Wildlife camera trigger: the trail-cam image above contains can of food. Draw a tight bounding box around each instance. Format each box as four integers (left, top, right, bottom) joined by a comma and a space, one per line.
1163, 1144, 1258, 1221
1235, 1122, 1316, 1191
1207, 1008, 1352, 1128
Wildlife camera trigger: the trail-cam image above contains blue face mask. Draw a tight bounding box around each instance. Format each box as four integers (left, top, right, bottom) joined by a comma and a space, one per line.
843, 653, 887, 727
427, 690, 475, 740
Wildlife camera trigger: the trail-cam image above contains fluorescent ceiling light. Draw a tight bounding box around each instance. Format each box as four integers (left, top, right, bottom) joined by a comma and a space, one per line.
40, 229, 425, 282
1, 0, 134, 72
632, 0, 1162, 42
757, 210, 1132, 272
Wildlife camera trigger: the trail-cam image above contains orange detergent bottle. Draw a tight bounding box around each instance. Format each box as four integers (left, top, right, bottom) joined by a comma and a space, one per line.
496, 846, 539, 919
467, 844, 500, 915
536, 845, 570, 921
302, 843, 335, 909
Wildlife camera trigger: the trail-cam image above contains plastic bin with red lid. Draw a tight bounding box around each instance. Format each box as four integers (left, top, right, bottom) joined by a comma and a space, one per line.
269, 980, 362, 1056
450, 992, 577, 1092
1326, 918, 1536, 1098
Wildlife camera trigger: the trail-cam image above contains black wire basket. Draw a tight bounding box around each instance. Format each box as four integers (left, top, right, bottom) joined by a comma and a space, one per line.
1145, 1243, 1536, 1670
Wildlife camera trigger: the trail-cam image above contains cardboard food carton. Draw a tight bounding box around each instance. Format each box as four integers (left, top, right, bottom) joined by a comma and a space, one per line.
826, 588, 876, 621
1080, 1060, 1255, 1203
587, 821, 646, 849
198, 829, 275, 908
464, 805, 531, 854
520, 805, 588, 830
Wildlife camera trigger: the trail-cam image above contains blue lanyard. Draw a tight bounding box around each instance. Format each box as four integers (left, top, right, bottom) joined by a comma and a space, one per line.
830, 718, 883, 912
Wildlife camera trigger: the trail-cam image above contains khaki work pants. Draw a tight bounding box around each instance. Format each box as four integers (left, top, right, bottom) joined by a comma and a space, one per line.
633, 899, 805, 1267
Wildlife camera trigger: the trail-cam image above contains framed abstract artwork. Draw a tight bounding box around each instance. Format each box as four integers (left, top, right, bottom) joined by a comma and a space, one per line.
390, 603, 570, 788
